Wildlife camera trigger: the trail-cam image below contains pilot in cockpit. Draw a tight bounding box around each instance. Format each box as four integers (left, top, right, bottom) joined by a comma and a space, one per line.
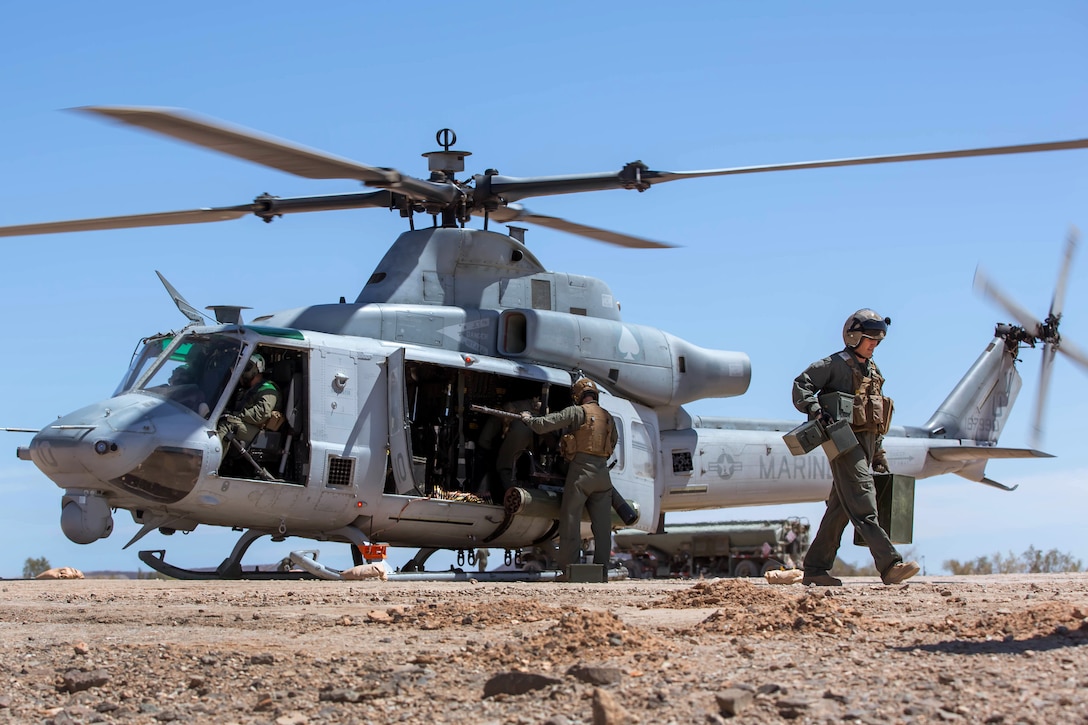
215, 353, 281, 446
168, 364, 210, 417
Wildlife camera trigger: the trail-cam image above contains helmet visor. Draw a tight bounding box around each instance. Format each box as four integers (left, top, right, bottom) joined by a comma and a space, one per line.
853, 317, 888, 338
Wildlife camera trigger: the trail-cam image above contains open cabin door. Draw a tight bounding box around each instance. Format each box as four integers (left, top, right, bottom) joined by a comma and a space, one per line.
608, 398, 660, 532
386, 348, 419, 495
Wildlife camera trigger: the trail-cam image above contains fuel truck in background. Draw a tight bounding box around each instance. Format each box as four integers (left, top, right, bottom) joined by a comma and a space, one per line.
611, 518, 810, 579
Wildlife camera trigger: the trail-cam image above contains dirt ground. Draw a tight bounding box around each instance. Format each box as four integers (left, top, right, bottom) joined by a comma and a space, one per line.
0, 572, 1086, 725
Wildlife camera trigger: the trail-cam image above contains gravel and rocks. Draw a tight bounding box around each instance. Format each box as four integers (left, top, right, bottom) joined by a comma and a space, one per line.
1, 573, 1086, 724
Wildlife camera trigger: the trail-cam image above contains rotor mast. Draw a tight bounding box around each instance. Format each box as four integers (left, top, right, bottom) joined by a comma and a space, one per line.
421, 128, 472, 229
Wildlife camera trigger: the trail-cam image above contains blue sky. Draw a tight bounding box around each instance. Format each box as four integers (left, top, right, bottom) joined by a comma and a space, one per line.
1, 2, 1086, 578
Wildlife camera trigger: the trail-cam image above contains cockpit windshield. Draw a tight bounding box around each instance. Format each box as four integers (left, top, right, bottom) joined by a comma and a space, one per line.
115, 335, 174, 396
135, 333, 246, 419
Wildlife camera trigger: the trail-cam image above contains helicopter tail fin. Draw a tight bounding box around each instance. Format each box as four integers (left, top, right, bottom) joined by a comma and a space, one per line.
922, 336, 1021, 444
918, 334, 1055, 488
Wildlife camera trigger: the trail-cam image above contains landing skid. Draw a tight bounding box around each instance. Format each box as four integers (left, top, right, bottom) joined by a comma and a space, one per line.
382, 565, 628, 582
140, 525, 373, 580
288, 549, 582, 581
139, 528, 627, 582
138, 548, 319, 580
140, 548, 627, 582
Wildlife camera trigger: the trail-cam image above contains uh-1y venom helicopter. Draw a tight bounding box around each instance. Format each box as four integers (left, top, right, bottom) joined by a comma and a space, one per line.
3, 106, 1088, 580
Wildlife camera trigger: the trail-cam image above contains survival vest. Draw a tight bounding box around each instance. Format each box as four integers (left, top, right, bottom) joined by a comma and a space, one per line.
838, 351, 894, 435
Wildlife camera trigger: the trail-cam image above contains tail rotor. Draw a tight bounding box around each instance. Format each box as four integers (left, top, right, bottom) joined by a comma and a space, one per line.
974, 226, 1087, 448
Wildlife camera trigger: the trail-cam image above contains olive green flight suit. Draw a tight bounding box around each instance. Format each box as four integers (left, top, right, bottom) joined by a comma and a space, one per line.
793, 347, 902, 579
217, 379, 281, 446
524, 403, 615, 569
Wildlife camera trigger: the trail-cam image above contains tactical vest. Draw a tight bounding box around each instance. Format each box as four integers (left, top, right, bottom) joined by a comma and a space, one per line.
838, 351, 894, 435
234, 380, 283, 430
561, 402, 616, 460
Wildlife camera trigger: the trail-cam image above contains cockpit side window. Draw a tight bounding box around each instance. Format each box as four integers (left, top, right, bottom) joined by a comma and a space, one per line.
114, 335, 174, 396
137, 334, 245, 419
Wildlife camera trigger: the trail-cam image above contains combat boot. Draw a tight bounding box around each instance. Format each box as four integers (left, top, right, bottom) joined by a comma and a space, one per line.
882, 561, 920, 585
801, 573, 842, 587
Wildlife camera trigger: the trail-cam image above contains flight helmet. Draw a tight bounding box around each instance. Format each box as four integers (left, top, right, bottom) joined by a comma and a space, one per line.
571, 377, 599, 403
843, 309, 890, 348
241, 353, 266, 383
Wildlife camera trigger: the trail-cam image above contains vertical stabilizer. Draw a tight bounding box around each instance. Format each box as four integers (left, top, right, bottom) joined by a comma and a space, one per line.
923, 338, 1021, 443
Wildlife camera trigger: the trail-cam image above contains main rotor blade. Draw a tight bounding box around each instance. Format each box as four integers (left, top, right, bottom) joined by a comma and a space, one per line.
80, 107, 461, 207
973, 266, 1044, 333
1031, 343, 1057, 449
1055, 335, 1088, 372
643, 137, 1088, 183
77, 106, 399, 185
483, 204, 675, 249
0, 191, 396, 237
1049, 225, 1080, 320
487, 136, 1088, 203
0, 207, 249, 236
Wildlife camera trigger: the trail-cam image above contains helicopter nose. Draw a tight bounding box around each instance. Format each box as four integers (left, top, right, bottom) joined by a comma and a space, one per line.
29, 394, 207, 503
30, 398, 158, 485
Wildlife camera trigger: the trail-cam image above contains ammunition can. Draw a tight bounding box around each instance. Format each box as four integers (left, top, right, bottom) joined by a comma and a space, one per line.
783, 418, 827, 456
818, 392, 854, 423
820, 419, 859, 460
566, 564, 608, 583
853, 473, 916, 546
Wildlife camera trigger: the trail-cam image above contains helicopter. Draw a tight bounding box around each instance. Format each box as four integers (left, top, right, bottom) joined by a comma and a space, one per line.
2, 106, 1087, 580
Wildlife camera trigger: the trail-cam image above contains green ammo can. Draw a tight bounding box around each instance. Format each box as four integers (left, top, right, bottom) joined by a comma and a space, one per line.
853, 473, 915, 546
566, 564, 608, 583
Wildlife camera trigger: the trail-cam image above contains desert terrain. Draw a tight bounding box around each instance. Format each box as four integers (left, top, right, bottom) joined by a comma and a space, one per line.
0, 572, 1086, 724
